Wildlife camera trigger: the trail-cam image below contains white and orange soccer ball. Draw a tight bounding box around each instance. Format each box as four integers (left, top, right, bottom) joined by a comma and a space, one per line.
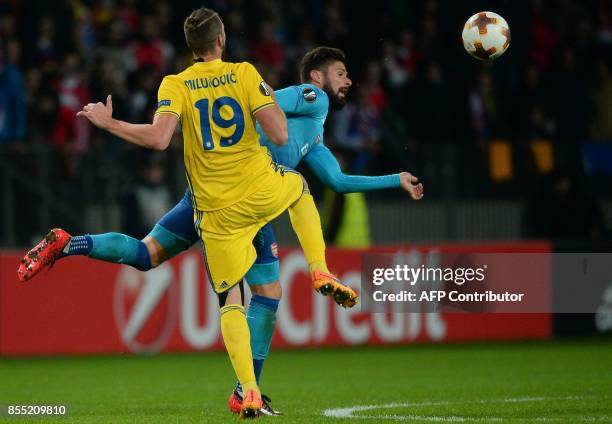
462, 11, 511, 61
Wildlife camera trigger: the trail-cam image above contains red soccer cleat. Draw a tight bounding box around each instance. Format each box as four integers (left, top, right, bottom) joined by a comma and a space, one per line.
17, 228, 71, 282
228, 389, 242, 415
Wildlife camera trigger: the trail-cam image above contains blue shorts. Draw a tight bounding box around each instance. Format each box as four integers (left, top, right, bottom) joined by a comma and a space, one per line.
149, 189, 280, 285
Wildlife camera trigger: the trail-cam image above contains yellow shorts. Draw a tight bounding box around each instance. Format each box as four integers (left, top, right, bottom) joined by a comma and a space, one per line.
195, 166, 303, 292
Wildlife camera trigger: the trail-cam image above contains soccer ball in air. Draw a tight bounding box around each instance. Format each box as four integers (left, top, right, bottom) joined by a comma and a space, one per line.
462, 11, 511, 61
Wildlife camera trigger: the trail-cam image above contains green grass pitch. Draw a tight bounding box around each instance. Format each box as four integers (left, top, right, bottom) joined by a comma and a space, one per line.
0, 339, 610, 423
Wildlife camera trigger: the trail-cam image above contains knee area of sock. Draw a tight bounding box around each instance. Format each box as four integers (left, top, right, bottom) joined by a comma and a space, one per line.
133, 240, 153, 271
249, 294, 281, 312
250, 283, 282, 300
252, 351, 268, 361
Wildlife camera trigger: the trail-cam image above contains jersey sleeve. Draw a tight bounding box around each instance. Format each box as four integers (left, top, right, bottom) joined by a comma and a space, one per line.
304, 143, 401, 193
155, 75, 184, 118
276, 85, 328, 117
241, 62, 276, 115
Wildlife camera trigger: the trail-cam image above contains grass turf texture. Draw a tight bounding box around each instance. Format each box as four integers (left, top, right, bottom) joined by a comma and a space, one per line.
0, 339, 610, 423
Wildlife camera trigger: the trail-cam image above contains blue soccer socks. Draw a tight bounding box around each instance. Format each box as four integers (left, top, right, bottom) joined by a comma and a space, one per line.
63, 235, 93, 256
234, 294, 280, 393
64, 233, 151, 271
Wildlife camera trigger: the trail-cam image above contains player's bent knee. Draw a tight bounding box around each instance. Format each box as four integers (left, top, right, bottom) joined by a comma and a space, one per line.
142, 236, 167, 269
130, 239, 153, 271
249, 281, 282, 300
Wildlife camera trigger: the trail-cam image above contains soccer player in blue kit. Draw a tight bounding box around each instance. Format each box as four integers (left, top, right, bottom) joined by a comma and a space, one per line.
19, 47, 423, 415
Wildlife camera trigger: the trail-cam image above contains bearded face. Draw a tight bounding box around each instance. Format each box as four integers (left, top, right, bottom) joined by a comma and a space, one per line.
320, 61, 351, 110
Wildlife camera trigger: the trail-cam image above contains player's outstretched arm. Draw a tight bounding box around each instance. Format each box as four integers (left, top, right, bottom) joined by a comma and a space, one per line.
305, 144, 424, 199
77, 95, 179, 151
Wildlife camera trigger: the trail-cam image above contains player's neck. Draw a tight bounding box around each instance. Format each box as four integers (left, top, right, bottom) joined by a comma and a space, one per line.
194, 51, 222, 63
194, 56, 221, 63
307, 80, 323, 90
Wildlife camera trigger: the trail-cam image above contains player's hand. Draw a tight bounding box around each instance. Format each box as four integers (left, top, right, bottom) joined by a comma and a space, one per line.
400, 172, 424, 200
76, 95, 113, 129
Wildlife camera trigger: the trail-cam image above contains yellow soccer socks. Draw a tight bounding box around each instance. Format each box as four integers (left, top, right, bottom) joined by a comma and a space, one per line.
219, 304, 259, 395
289, 192, 359, 308
288, 192, 330, 274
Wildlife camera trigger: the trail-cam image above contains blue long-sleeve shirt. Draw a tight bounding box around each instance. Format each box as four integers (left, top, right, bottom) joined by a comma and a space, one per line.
256, 84, 400, 193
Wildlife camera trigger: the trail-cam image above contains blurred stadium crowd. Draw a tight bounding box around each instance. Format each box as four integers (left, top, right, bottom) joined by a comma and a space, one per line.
1, 0, 612, 246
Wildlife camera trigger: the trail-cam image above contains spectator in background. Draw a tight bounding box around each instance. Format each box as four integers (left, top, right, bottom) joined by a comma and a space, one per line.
154, 0, 173, 39
548, 47, 592, 143
51, 54, 90, 153
528, 0, 558, 71
128, 15, 174, 76
251, 20, 285, 73
123, 153, 173, 240
408, 61, 449, 143
0, 13, 20, 66
590, 59, 612, 141
45, 53, 91, 178
525, 170, 609, 241
397, 29, 420, 81
116, 0, 141, 37
0, 39, 26, 146
524, 105, 555, 141
329, 85, 381, 173
224, 10, 248, 62
322, 0, 349, 47
468, 70, 500, 143
73, 6, 97, 65
25, 70, 59, 144
381, 40, 408, 92
285, 23, 316, 80
362, 61, 387, 113
419, 14, 441, 57
598, 0, 612, 44
129, 66, 158, 123
517, 64, 550, 136
34, 17, 58, 71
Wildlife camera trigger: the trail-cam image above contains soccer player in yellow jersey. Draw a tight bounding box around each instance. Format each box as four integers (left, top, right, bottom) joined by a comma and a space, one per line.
75, 7, 354, 418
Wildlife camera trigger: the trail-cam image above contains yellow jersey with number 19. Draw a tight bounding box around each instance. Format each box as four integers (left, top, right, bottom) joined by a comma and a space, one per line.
155, 59, 277, 211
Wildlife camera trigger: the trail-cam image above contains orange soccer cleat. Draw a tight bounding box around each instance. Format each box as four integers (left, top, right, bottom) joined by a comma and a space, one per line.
17, 228, 71, 282
311, 269, 358, 308
240, 389, 263, 419
229, 388, 282, 416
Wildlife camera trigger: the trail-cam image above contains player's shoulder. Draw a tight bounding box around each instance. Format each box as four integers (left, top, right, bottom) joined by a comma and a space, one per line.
230, 61, 259, 76
294, 83, 329, 112
160, 73, 185, 88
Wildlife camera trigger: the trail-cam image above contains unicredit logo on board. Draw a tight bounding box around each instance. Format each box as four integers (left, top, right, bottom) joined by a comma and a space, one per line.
113, 250, 448, 354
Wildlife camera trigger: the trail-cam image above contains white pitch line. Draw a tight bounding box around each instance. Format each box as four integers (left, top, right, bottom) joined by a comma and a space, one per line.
323, 395, 610, 422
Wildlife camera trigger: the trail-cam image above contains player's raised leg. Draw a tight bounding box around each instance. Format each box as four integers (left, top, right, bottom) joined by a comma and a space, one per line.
17, 190, 198, 282
288, 175, 358, 307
